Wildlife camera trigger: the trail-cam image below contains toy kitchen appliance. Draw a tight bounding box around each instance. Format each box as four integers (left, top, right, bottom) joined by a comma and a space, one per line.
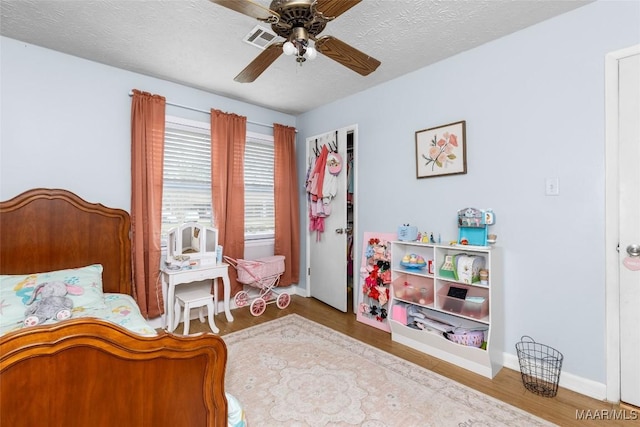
457, 207, 495, 247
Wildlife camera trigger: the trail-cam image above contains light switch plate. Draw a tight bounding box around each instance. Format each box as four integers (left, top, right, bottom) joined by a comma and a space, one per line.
545, 177, 560, 196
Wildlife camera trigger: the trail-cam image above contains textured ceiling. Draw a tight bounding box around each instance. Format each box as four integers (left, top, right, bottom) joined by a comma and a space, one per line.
0, 0, 591, 115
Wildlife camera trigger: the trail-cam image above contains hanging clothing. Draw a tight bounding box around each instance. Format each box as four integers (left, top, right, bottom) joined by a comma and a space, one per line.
306, 144, 328, 203
305, 140, 341, 241
307, 145, 328, 240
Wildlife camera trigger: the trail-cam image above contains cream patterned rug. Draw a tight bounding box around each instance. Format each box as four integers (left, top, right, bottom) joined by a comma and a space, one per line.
222, 314, 553, 427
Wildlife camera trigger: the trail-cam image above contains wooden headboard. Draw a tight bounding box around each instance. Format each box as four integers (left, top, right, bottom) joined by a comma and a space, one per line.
0, 188, 230, 427
0, 188, 131, 295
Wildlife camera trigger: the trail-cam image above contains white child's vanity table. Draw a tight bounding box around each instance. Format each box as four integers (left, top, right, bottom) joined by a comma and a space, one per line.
161, 223, 233, 334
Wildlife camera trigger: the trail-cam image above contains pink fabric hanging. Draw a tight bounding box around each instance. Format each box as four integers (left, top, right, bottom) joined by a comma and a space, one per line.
306, 144, 330, 240
306, 144, 328, 202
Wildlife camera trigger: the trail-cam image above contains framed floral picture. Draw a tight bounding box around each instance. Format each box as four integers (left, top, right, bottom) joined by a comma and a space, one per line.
415, 120, 467, 178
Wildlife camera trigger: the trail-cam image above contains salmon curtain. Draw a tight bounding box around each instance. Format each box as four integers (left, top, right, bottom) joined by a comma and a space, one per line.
130, 89, 166, 318
211, 109, 247, 296
274, 124, 300, 286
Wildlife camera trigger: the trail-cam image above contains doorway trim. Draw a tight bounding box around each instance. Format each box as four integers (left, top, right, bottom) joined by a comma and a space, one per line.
604, 43, 640, 404
304, 124, 359, 312
350, 127, 359, 313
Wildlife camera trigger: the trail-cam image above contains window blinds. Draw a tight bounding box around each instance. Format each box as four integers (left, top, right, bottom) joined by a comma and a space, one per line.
162, 117, 274, 241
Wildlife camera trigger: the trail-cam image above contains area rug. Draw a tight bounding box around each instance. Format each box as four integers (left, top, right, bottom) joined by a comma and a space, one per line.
222, 314, 554, 427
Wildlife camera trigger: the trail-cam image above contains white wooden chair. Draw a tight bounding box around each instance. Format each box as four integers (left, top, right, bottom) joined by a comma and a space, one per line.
173, 282, 219, 334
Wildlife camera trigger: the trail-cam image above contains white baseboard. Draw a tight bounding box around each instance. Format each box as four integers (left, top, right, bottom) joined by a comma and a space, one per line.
293, 284, 310, 297
503, 352, 608, 401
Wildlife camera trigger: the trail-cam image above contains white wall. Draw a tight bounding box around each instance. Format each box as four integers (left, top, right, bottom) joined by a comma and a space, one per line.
296, 0, 639, 392
0, 38, 295, 210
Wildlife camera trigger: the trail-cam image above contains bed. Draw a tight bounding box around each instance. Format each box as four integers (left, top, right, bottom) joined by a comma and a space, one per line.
0, 188, 240, 427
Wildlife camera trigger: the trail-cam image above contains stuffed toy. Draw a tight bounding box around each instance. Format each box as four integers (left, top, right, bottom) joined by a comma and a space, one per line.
24, 282, 74, 326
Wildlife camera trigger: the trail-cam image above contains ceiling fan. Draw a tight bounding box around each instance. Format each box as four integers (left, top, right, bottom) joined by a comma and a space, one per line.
210, 0, 381, 83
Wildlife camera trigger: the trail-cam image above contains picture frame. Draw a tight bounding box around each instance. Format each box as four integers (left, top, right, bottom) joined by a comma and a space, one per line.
415, 120, 467, 179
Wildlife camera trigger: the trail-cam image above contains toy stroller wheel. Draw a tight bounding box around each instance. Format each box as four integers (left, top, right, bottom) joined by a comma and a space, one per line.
234, 291, 249, 307
276, 293, 291, 309
250, 298, 266, 316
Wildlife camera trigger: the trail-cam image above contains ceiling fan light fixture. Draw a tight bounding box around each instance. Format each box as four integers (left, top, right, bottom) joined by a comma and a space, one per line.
304, 46, 317, 60
212, 0, 380, 81
291, 26, 309, 43
283, 41, 296, 56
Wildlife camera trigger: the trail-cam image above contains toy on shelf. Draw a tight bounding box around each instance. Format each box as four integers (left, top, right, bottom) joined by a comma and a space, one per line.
457, 208, 495, 247
397, 224, 418, 241
400, 253, 427, 269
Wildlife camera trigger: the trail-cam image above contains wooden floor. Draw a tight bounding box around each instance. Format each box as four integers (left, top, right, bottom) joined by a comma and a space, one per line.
185, 294, 637, 426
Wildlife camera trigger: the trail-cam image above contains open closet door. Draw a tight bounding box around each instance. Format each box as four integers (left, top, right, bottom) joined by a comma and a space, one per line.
606, 45, 640, 407
617, 49, 640, 408
306, 126, 352, 312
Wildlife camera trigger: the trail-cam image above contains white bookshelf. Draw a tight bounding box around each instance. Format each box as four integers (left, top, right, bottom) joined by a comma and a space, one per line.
389, 241, 503, 378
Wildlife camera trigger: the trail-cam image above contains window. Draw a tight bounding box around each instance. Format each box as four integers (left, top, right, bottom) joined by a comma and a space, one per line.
244, 133, 275, 240
161, 116, 275, 244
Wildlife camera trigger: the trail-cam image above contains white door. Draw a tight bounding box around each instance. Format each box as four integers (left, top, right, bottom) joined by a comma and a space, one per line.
306, 126, 353, 312
618, 51, 640, 408
605, 45, 640, 407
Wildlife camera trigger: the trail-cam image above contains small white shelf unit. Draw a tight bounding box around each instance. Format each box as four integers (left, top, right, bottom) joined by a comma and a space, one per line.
389, 241, 503, 378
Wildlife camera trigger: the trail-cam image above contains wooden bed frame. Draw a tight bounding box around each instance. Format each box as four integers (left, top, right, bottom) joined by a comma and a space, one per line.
0, 188, 228, 427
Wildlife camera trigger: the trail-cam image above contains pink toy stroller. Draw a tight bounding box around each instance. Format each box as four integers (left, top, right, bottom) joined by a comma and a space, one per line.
224, 255, 291, 316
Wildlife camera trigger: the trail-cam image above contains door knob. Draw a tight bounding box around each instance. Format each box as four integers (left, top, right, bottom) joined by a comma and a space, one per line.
627, 243, 640, 257
335, 228, 344, 234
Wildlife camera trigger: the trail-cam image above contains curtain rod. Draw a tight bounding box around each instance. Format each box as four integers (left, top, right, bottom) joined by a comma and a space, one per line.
128, 91, 281, 130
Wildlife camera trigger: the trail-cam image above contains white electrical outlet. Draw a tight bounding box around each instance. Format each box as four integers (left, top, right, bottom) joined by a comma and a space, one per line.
545, 177, 560, 196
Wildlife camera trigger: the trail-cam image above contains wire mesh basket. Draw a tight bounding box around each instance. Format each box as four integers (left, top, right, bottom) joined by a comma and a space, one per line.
515, 335, 564, 398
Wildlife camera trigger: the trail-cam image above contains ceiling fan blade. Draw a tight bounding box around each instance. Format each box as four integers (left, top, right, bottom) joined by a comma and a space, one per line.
314, 36, 380, 76
234, 43, 284, 83
209, 0, 279, 23
314, 0, 361, 19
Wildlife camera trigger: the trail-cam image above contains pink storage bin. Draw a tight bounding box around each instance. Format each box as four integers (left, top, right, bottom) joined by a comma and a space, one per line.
391, 304, 407, 324
391, 275, 433, 306
438, 294, 465, 315
436, 284, 489, 319
462, 298, 489, 319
